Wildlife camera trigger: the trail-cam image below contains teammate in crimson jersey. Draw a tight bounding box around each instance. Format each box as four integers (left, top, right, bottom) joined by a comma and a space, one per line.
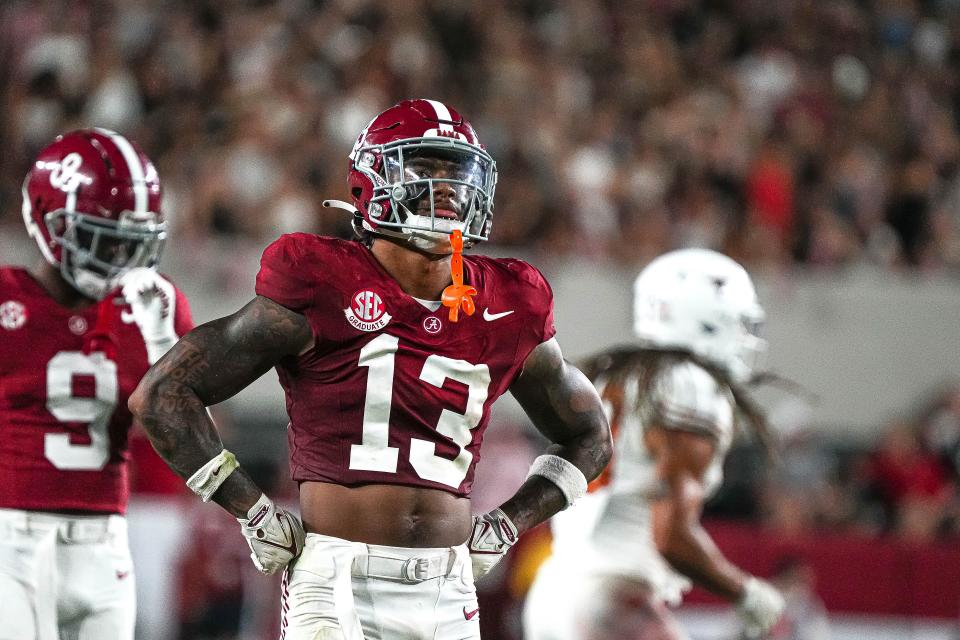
0, 129, 192, 640
131, 99, 612, 639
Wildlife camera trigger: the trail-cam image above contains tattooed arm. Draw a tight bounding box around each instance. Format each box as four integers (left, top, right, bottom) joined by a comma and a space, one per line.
128, 295, 312, 518
500, 337, 612, 533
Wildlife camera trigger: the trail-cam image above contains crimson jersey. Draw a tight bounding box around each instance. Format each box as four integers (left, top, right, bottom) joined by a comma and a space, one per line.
0, 267, 193, 514
256, 234, 555, 497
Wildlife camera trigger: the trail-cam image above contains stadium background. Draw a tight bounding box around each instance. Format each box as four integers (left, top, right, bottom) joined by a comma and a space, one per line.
2, 1, 960, 638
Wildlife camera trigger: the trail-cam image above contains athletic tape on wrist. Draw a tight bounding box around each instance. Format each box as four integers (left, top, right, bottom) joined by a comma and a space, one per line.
186, 449, 239, 502
525, 454, 588, 507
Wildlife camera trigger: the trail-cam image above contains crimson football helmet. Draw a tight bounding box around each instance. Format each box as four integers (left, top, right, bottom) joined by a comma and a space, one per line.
21, 128, 166, 300
332, 99, 497, 252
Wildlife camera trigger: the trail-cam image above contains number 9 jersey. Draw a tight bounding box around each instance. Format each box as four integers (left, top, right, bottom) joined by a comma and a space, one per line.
0, 267, 193, 514
255, 234, 555, 496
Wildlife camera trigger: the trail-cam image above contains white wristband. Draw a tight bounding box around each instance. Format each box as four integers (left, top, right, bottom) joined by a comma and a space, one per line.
186, 449, 239, 502
525, 454, 588, 507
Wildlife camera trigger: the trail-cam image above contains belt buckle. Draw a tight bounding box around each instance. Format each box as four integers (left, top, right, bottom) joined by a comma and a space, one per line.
59, 520, 106, 544
58, 521, 79, 543
401, 557, 432, 584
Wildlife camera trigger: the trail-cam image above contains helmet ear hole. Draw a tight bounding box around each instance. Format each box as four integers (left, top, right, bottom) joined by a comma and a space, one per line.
351, 187, 363, 199
45, 214, 67, 240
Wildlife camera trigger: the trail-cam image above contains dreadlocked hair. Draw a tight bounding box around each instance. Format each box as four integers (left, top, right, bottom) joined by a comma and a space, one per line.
579, 345, 777, 460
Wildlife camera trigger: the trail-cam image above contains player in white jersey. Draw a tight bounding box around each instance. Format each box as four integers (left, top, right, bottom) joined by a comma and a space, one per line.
524, 249, 785, 640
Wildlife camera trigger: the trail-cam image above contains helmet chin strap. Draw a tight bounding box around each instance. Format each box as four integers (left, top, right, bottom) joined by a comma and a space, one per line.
322, 199, 468, 255
322, 199, 360, 215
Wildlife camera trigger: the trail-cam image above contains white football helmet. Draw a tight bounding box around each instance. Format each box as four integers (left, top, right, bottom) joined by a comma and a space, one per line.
633, 249, 766, 383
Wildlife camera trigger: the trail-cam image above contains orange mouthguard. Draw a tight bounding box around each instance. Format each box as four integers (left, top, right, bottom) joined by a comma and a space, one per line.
441, 229, 477, 323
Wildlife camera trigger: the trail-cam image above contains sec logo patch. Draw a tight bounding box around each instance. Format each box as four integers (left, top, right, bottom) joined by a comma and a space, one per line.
0, 300, 27, 330
344, 289, 392, 332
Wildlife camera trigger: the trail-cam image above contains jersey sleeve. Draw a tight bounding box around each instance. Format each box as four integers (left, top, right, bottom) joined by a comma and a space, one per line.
255, 234, 316, 313
510, 261, 557, 373
526, 264, 556, 344
536, 270, 556, 344
172, 285, 194, 337
648, 362, 733, 439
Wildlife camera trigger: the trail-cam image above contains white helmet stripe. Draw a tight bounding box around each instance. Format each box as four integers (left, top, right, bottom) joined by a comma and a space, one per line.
21, 179, 58, 265
95, 127, 147, 213
424, 99, 454, 132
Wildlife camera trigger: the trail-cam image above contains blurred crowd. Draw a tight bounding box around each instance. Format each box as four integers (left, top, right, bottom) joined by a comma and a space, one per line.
3, 0, 960, 275
715, 381, 960, 543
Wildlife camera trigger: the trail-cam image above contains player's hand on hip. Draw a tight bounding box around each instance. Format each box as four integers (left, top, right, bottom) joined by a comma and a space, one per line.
737, 576, 785, 636
119, 267, 178, 363
238, 494, 306, 575
467, 508, 519, 580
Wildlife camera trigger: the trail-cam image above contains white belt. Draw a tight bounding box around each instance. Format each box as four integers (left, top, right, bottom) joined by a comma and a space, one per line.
57, 518, 115, 544
0, 508, 122, 544
352, 548, 456, 584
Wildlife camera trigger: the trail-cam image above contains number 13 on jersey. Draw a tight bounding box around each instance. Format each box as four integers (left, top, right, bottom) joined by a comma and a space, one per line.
349, 333, 491, 488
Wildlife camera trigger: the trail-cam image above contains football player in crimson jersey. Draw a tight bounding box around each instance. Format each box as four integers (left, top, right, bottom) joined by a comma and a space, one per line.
0, 129, 192, 640
523, 250, 785, 640
130, 98, 612, 639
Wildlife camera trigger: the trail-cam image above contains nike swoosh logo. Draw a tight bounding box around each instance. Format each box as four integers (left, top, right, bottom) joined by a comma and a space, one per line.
482, 308, 514, 321
463, 606, 480, 620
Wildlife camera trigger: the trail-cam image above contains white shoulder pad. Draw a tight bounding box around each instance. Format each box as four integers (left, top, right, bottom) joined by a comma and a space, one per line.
649, 361, 734, 439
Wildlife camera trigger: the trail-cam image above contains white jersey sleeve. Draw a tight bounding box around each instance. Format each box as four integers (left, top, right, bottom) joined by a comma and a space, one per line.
648, 360, 735, 441
614, 360, 735, 498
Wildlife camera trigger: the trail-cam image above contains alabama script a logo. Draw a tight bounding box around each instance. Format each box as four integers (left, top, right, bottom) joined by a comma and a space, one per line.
344, 289, 392, 332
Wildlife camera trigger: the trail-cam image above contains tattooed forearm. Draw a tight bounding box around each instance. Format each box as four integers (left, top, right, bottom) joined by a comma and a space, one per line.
503, 338, 612, 532
129, 296, 313, 518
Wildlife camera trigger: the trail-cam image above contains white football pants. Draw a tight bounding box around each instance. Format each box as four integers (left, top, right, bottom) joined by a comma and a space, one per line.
281, 533, 481, 640
524, 555, 690, 640
0, 509, 135, 640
